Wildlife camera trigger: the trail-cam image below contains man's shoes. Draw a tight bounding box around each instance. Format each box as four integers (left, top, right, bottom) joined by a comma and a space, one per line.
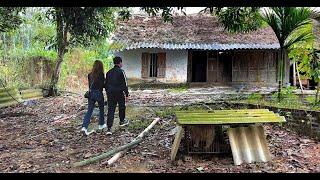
98, 124, 107, 130
119, 119, 129, 127
106, 128, 112, 135
81, 127, 95, 136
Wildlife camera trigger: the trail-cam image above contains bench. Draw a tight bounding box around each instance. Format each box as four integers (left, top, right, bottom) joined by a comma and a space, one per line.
170, 109, 286, 165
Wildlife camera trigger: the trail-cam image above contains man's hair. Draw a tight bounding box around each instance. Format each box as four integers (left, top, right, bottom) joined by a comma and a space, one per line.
113, 56, 122, 64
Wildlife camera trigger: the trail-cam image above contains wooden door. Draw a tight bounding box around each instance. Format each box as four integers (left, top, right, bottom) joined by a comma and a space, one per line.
157, 53, 166, 78
141, 53, 150, 78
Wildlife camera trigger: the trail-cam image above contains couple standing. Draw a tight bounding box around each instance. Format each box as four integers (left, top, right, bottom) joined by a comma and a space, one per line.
81, 57, 129, 136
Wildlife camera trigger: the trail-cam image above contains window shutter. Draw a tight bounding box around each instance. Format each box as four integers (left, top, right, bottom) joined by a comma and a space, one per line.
157, 53, 166, 78
141, 53, 150, 78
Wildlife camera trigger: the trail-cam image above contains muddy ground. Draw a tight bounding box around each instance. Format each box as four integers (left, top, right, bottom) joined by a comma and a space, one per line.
0, 90, 319, 173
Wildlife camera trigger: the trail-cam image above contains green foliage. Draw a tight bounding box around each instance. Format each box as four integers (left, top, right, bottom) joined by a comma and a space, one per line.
140, 7, 185, 23
214, 7, 262, 33
49, 7, 117, 47
0, 7, 25, 32
128, 119, 152, 132
261, 7, 313, 48
271, 86, 303, 108
247, 93, 263, 103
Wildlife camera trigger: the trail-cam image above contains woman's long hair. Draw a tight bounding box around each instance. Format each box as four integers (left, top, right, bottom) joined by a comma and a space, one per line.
91, 60, 104, 82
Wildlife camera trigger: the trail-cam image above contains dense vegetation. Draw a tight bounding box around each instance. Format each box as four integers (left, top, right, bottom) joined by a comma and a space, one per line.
0, 7, 319, 104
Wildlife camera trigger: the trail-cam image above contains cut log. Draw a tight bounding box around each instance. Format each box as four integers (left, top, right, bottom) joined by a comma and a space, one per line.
74, 117, 160, 167
105, 117, 161, 166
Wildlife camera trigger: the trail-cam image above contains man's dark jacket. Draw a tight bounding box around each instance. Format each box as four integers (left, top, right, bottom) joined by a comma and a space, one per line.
105, 65, 129, 97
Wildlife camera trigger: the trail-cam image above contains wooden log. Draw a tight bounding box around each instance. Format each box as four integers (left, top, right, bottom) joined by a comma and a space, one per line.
105, 117, 161, 166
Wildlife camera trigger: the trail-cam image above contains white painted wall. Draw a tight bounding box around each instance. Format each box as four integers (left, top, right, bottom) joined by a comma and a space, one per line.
115, 49, 188, 83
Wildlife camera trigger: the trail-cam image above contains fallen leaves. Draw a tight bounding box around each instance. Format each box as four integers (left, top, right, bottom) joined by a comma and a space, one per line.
0, 91, 319, 173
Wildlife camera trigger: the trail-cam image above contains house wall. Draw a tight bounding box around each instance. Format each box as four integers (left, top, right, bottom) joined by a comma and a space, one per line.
114, 49, 188, 83
231, 50, 279, 86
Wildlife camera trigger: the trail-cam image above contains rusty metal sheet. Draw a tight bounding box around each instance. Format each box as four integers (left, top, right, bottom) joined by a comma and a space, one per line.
227, 125, 272, 165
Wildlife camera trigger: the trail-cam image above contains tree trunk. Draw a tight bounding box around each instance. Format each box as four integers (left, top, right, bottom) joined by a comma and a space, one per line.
278, 49, 284, 101
48, 8, 68, 96
316, 82, 320, 103
296, 62, 304, 94
293, 61, 296, 87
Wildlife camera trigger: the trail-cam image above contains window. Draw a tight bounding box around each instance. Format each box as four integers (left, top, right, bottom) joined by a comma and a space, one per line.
149, 53, 158, 77
141, 52, 166, 78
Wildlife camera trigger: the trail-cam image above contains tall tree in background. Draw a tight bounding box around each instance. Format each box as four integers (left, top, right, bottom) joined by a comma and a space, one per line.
0, 7, 25, 32
47, 7, 117, 96
261, 7, 313, 100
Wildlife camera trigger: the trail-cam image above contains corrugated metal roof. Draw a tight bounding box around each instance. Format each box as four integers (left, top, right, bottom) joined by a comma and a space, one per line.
111, 42, 280, 52
227, 125, 272, 166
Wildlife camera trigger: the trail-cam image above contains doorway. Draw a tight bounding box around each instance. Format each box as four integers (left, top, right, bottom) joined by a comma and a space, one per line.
192, 51, 207, 82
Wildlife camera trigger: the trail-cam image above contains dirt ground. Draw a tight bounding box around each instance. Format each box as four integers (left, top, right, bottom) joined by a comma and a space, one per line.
0, 90, 319, 173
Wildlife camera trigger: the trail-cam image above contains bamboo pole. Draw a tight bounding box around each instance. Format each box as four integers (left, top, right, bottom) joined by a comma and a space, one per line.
73, 118, 160, 167
105, 117, 161, 166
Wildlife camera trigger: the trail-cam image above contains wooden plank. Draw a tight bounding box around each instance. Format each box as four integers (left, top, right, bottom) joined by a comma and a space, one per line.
177, 116, 286, 125
175, 114, 279, 118
157, 53, 166, 78
141, 53, 150, 78
170, 126, 184, 161
175, 109, 270, 113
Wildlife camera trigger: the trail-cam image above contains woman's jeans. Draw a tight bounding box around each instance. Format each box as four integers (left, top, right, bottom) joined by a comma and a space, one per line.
82, 90, 105, 129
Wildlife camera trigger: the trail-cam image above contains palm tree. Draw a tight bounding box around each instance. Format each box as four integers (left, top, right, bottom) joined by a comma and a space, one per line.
261, 7, 313, 100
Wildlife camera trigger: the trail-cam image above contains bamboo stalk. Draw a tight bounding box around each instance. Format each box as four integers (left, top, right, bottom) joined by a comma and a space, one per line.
73, 118, 160, 167
105, 118, 161, 166
73, 138, 143, 167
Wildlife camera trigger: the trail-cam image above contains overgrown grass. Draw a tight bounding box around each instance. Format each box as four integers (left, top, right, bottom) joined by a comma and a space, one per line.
239, 87, 320, 111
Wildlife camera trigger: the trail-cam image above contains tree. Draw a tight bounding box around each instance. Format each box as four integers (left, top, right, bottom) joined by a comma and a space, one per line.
47, 7, 117, 96
0, 7, 25, 33
207, 7, 262, 33
261, 7, 313, 100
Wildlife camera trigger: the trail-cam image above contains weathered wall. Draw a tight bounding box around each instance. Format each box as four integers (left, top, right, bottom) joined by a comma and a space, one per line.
232, 50, 280, 86
115, 49, 188, 83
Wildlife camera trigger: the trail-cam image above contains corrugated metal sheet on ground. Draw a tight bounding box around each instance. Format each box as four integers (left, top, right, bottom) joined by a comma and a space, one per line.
227, 125, 272, 165
111, 42, 280, 52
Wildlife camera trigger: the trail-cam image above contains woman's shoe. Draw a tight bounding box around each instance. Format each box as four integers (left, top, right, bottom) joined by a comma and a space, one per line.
81, 127, 95, 136
106, 128, 112, 135
119, 119, 129, 127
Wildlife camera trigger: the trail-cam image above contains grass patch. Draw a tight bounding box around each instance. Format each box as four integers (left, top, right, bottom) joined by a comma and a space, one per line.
167, 86, 188, 93
128, 119, 153, 132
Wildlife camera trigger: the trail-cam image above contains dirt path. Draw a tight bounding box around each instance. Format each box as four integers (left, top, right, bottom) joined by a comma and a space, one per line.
0, 92, 319, 173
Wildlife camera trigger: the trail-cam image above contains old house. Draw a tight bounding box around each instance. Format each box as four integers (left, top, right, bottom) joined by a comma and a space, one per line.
111, 13, 289, 87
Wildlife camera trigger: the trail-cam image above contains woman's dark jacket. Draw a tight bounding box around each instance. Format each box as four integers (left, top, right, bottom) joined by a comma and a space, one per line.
88, 72, 105, 92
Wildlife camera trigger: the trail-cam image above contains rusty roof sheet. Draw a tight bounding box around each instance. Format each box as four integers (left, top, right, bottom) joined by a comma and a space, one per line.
228, 125, 272, 165
111, 13, 280, 51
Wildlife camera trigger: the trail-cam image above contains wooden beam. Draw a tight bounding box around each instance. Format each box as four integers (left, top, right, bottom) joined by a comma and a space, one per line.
170, 125, 184, 161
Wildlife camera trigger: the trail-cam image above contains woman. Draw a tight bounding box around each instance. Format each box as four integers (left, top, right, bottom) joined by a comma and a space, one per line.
81, 60, 106, 136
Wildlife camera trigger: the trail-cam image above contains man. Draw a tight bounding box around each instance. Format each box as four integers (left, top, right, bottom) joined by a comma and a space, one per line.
105, 56, 129, 135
